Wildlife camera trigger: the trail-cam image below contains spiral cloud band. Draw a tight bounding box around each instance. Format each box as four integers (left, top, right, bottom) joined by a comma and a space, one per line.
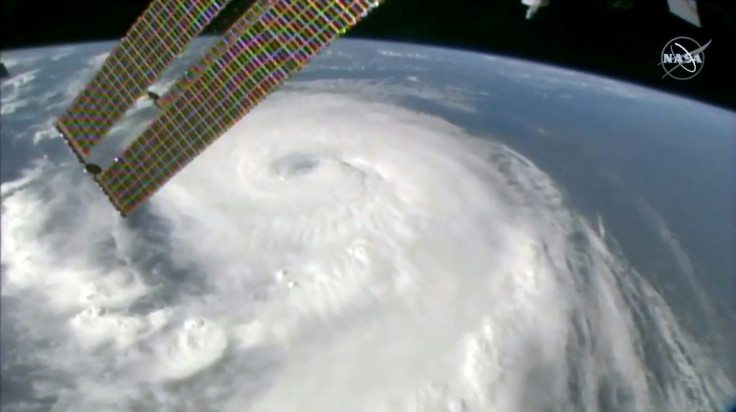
1, 87, 732, 411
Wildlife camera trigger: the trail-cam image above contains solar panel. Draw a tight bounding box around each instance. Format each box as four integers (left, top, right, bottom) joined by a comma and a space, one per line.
155, 0, 277, 110
54, 0, 232, 159
96, 0, 385, 216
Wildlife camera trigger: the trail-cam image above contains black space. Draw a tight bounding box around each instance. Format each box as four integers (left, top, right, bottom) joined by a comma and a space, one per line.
1, 0, 735, 110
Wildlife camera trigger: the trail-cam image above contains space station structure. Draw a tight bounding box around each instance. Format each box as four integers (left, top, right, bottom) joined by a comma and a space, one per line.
521, 0, 549, 19
520, 0, 702, 26
54, 0, 386, 217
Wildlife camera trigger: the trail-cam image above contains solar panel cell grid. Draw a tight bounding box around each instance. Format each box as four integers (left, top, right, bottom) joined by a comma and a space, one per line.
96, 0, 384, 215
156, 0, 277, 110
55, 0, 232, 158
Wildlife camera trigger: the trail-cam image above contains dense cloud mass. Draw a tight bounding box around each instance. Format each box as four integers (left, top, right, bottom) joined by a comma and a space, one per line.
1, 88, 732, 411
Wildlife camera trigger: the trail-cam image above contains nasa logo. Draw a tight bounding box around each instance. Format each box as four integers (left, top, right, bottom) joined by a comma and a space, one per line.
659, 36, 712, 80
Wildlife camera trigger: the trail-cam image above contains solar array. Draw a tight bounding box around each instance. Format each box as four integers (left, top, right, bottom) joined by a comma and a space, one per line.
155, 0, 276, 110
54, 0, 232, 159
94, 0, 385, 216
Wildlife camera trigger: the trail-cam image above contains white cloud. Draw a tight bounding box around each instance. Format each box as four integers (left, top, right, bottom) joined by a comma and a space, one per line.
378, 50, 430, 60
2, 37, 733, 410
2, 88, 731, 411
286, 78, 482, 113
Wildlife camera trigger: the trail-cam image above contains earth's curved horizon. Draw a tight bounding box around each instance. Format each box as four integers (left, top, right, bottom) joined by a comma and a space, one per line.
1, 37, 734, 411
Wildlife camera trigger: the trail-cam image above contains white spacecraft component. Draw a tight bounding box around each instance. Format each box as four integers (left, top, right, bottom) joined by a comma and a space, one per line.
666, 0, 701, 27
522, 0, 550, 19
521, 0, 702, 27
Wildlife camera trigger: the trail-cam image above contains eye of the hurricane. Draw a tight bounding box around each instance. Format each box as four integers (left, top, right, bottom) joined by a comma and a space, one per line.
271, 153, 321, 179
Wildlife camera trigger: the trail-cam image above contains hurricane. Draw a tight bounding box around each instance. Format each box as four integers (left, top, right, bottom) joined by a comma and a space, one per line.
1, 88, 732, 411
